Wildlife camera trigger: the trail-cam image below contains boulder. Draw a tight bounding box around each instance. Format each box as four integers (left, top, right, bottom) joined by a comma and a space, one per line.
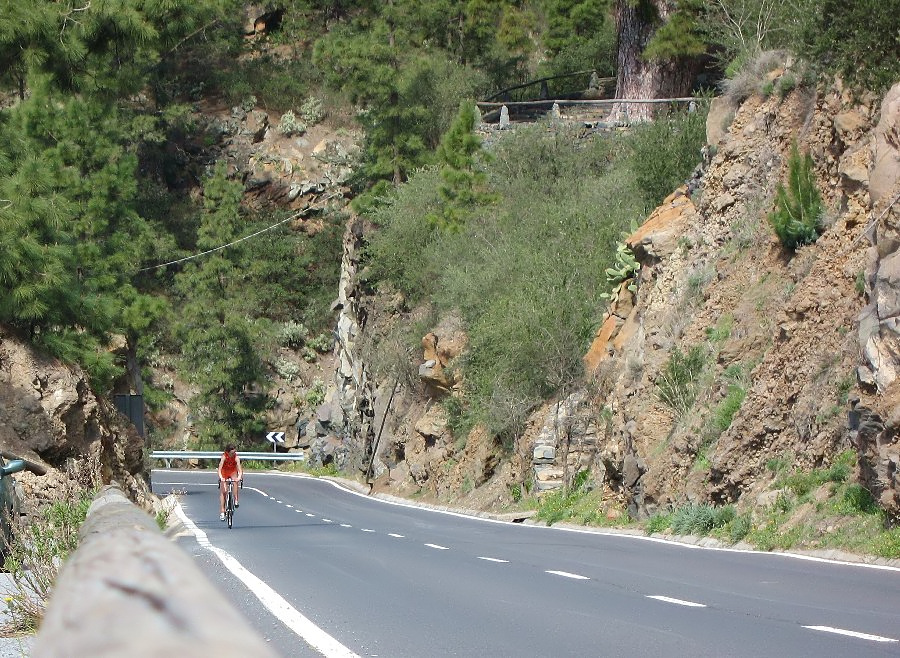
871, 82, 900, 206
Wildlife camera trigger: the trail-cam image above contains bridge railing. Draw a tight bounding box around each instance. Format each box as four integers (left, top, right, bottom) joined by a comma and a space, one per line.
151, 450, 306, 468
33, 485, 280, 657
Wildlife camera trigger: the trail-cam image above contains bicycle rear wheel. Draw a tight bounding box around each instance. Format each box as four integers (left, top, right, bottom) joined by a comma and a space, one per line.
226, 489, 234, 529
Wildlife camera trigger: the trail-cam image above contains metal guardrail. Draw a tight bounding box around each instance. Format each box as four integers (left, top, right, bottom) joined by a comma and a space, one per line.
34, 486, 279, 657
151, 450, 306, 468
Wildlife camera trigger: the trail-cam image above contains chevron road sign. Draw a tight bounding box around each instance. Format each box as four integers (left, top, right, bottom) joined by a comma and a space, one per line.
266, 431, 286, 444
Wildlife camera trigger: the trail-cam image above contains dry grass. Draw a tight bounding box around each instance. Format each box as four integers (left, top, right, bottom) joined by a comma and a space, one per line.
1, 455, 100, 635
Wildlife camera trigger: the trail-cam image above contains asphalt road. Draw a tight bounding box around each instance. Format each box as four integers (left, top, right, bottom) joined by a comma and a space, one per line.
152, 470, 900, 657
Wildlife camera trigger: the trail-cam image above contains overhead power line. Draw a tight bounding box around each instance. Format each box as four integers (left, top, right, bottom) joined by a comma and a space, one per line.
138, 209, 306, 272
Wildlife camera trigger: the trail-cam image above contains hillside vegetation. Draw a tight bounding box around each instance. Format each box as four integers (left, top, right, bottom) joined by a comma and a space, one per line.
1, 0, 899, 561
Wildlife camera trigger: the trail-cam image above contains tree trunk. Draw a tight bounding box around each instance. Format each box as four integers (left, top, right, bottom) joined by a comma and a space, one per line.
612, 0, 696, 122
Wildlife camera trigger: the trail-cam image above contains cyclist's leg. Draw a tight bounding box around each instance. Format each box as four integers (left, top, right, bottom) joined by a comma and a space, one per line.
219, 479, 226, 514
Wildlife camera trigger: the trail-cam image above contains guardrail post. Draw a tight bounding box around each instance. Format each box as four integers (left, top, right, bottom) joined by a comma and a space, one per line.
32, 485, 279, 657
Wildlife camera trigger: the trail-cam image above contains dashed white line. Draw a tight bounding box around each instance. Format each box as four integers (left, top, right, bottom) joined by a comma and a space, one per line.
340, 524, 352, 528
646, 595, 706, 608
388, 533, 404, 538
276, 500, 283, 504
173, 502, 358, 657
323, 519, 333, 523
424, 543, 449, 550
285, 504, 293, 508
361, 529, 375, 533
306, 513, 314, 517
477, 557, 509, 563
546, 570, 589, 580
803, 626, 897, 643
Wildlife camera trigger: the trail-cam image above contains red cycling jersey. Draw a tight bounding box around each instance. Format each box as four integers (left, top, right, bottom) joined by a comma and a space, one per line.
221, 451, 238, 478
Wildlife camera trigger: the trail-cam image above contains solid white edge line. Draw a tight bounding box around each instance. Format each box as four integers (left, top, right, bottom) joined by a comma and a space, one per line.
173, 502, 359, 658
155, 470, 900, 573
546, 570, 589, 580
477, 557, 509, 563
424, 543, 449, 550
646, 595, 706, 608
803, 626, 897, 643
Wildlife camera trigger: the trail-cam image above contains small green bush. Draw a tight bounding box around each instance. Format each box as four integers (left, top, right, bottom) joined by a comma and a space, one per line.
768, 141, 823, 251
656, 345, 706, 416
872, 529, 900, 559
669, 504, 735, 536
646, 513, 671, 534
728, 513, 752, 542
277, 110, 307, 136
627, 105, 708, 206
833, 484, 878, 516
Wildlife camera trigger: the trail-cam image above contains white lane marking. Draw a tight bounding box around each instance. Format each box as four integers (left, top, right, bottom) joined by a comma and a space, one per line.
803, 626, 897, 643
361, 529, 375, 533
388, 533, 404, 538
647, 595, 706, 608
306, 513, 315, 517
341, 524, 353, 528
478, 557, 509, 563
323, 519, 333, 523
247, 471, 900, 574
173, 503, 358, 658
546, 570, 589, 580
158, 470, 900, 579
276, 500, 283, 504
285, 504, 293, 508
424, 543, 449, 550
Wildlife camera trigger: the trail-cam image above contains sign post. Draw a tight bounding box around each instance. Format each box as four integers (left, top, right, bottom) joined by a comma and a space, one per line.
265, 431, 286, 453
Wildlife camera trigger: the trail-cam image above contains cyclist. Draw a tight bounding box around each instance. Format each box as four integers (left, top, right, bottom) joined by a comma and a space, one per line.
218, 444, 243, 521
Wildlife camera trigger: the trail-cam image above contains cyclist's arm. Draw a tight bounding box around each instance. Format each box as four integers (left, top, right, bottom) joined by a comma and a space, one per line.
235, 454, 243, 480
217, 454, 225, 480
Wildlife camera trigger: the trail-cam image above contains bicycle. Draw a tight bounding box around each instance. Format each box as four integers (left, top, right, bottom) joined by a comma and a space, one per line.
223, 477, 243, 529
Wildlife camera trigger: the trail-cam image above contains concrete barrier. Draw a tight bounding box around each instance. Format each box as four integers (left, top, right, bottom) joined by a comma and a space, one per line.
32, 485, 279, 657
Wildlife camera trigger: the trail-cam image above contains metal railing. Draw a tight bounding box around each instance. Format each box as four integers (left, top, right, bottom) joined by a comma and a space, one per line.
151, 450, 306, 468
34, 486, 279, 657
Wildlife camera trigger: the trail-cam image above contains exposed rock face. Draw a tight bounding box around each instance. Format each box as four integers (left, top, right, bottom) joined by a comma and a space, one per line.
327, 75, 900, 520
0, 329, 151, 512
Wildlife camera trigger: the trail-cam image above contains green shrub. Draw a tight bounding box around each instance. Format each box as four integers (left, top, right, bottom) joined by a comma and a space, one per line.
627, 105, 708, 206
872, 529, 900, 559
768, 141, 823, 251
776, 73, 797, 99
669, 504, 735, 535
277, 110, 307, 136
646, 513, 671, 534
728, 513, 752, 542
3, 458, 99, 633
656, 346, 706, 416
367, 126, 645, 433
833, 484, 878, 516
795, 0, 900, 93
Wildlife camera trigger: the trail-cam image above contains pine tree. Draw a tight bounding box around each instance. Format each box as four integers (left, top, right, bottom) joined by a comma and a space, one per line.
428, 101, 494, 233
769, 141, 823, 252
174, 163, 269, 447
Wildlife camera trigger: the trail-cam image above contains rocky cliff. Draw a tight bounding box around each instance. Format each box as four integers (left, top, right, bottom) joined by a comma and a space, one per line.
0, 328, 150, 512
326, 72, 900, 523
